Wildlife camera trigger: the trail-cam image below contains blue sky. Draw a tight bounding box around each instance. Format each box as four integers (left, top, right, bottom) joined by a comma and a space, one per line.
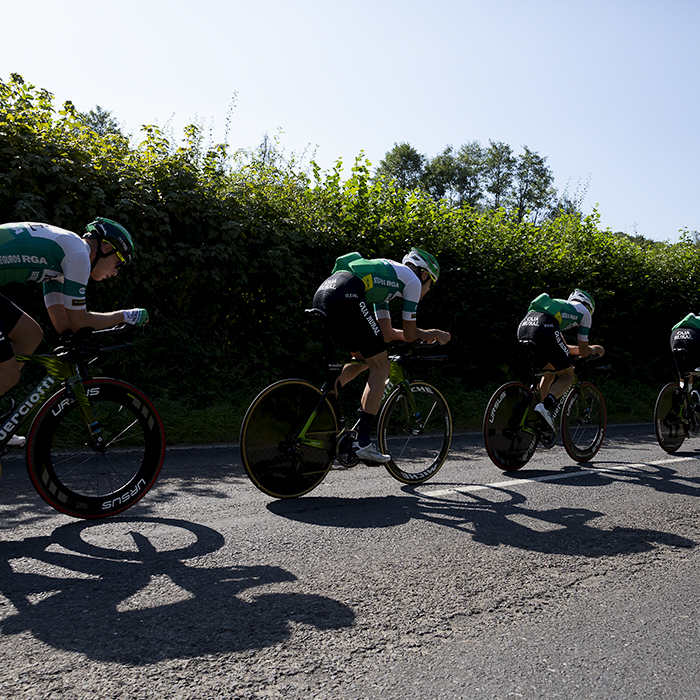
1, 0, 698, 241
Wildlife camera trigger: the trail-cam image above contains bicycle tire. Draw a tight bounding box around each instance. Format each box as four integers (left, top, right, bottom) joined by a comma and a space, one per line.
377, 381, 452, 484
653, 382, 686, 453
239, 379, 337, 498
483, 382, 537, 471
561, 382, 606, 462
26, 378, 166, 519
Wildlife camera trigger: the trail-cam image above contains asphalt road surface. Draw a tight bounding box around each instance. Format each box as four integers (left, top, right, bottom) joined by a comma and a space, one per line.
1, 424, 699, 699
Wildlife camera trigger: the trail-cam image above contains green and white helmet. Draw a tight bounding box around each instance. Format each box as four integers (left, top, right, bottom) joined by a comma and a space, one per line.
402, 247, 440, 283
85, 217, 135, 265
568, 288, 595, 313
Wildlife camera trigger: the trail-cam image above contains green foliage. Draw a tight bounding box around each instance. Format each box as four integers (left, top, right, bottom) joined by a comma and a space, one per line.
1, 74, 697, 443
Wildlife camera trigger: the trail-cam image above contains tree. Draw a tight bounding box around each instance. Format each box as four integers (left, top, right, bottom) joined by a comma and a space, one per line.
77, 105, 124, 136
453, 140, 485, 208
375, 142, 426, 190
423, 146, 458, 201
511, 146, 555, 222
483, 140, 515, 210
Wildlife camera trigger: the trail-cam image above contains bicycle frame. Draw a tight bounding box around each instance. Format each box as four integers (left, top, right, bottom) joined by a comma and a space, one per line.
295, 356, 422, 452
0, 353, 101, 452
0, 336, 126, 453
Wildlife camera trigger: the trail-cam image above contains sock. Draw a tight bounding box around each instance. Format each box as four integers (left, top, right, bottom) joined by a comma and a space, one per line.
357, 411, 376, 447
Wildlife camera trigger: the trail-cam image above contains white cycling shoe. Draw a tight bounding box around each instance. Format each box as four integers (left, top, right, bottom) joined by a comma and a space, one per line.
354, 441, 391, 464
534, 403, 555, 431
8, 435, 26, 447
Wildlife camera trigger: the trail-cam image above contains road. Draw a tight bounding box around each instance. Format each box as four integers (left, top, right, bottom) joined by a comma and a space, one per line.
1, 424, 699, 699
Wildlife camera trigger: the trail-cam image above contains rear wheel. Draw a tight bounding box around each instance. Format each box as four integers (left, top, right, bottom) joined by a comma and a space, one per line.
239, 379, 337, 498
561, 382, 606, 462
654, 382, 686, 453
377, 381, 452, 484
483, 382, 537, 471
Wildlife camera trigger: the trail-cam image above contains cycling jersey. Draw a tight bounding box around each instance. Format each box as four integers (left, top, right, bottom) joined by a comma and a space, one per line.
528, 293, 592, 342
0, 223, 90, 310
672, 313, 700, 331
332, 252, 422, 321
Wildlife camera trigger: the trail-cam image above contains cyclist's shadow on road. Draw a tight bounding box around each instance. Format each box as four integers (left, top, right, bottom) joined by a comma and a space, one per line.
0, 517, 354, 665
267, 486, 696, 558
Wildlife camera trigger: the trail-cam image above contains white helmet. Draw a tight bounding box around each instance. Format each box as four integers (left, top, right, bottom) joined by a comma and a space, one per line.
402, 248, 440, 283
568, 288, 595, 313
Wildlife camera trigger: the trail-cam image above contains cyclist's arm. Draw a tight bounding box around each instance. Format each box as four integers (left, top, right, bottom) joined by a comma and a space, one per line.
47, 304, 128, 334
402, 320, 451, 345
377, 317, 404, 343
571, 340, 605, 358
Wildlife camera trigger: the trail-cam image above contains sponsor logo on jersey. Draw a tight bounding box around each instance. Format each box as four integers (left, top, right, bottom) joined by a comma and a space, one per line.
362, 273, 374, 291
0, 254, 50, 266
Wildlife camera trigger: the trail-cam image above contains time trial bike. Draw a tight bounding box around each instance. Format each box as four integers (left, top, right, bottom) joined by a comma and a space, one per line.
239, 309, 453, 498
654, 369, 700, 453
483, 352, 609, 471
2, 324, 166, 519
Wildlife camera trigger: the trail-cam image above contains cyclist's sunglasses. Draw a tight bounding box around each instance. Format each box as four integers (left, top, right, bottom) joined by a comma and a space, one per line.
106, 247, 127, 268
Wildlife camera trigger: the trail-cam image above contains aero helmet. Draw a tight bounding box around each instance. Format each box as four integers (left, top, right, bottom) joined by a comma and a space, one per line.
568, 288, 595, 314
402, 247, 440, 284
85, 217, 135, 265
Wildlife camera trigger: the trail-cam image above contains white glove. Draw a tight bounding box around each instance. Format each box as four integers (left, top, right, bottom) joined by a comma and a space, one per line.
123, 308, 149, 326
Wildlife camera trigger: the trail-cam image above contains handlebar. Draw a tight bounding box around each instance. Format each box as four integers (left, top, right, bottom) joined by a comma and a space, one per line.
388, 340, 448, 364
54, 324, 135, 360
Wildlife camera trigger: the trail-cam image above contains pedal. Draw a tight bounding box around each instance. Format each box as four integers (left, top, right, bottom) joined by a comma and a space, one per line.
335, 430, 360, 468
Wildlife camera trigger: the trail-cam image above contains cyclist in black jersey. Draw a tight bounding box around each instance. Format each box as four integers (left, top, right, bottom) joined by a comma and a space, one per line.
0, 218, 148, 445
312, 248, 450, 463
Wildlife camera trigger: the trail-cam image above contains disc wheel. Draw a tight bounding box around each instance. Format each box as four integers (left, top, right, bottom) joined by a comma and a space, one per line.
653, 382, 686, 453
561, 382, 607, 462
483, 382, 537, 471
239, 379, 337, 498
377, 381, 452, 484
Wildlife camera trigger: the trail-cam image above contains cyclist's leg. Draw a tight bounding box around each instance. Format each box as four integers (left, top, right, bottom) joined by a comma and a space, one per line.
313, 272, 389, 461
0, 296, 42, 395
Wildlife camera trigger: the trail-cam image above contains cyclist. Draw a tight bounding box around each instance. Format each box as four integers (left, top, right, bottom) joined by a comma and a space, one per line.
312, 248, 451, 463
0, 218, 149, 444
670, 313, 700, 387
517, 288, 605, 430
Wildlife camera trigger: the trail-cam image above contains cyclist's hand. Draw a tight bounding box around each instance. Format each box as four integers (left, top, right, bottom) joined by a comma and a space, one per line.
123, 308, 149, 326
434, 330, 451, 345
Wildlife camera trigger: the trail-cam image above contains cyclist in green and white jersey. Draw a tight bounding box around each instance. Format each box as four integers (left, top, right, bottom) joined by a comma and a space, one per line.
517, 288, 605, 429
312, 248, 450, 463
0, 218, 149, 443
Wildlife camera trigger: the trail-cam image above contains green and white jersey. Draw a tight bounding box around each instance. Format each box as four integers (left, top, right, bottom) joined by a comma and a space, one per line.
528, 293, 592, 342
332, 252, 422, 321
0, 223, 91, 310
672, 313, 700, 331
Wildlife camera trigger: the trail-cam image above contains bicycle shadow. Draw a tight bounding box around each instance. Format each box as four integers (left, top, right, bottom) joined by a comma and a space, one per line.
267, 484, 696, 558
0, 517, 354, 665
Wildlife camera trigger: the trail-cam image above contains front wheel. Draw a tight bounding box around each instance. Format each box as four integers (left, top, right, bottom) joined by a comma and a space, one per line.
654, 382, 686, 453
26, 378, 166, 519
239, 379, 337, 498
561, 382, 606, 462
483, 382, 537, 471
377, 381, 452, 484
